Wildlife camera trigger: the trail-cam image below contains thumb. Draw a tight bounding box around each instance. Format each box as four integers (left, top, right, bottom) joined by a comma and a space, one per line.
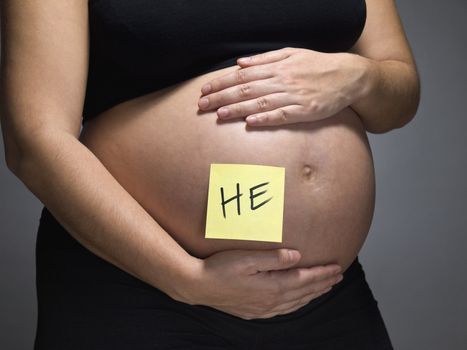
243, 249, 301, 274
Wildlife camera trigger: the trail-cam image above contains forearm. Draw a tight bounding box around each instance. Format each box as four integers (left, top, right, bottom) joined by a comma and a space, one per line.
7, 127, 202, 303
348, 53, 421, 134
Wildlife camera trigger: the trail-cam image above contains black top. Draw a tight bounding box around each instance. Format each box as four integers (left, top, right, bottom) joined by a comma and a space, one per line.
83, 0, 366, 124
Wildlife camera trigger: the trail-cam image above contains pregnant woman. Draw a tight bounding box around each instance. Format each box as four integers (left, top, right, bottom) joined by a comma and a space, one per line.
1, 0, 420, 349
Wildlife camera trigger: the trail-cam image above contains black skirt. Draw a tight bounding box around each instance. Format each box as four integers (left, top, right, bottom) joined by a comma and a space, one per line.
34, 206, 394, 350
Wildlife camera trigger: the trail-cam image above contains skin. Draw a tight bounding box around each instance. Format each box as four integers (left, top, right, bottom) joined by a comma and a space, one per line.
0, 0, 419, 321
197, 0, 420, 134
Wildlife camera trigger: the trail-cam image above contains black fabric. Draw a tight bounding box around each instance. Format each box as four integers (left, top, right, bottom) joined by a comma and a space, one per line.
83, 0, 367, 123
34, 206, 393, 349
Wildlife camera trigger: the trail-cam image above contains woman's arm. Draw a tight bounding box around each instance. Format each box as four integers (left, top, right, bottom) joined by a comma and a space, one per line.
0, 0, 200, 302
0, 0, 342, 320
348, 0, 421, 134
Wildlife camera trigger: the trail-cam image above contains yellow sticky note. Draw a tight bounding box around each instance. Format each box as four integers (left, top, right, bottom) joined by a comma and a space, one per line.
205, 163, 285, 243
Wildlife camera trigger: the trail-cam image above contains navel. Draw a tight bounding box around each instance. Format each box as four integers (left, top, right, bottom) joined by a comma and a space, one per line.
301, 163, 316, 182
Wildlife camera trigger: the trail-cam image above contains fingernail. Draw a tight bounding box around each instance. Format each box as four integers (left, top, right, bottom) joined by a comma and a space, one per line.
336, 275, 344, 283
201, 83, 212, 94
238, 56, 251, 63
218, 107, 229, 118
199, 97, 209, 109
246, 116, 257, 124
332, 265, 342, 274
288, 250, 298, 261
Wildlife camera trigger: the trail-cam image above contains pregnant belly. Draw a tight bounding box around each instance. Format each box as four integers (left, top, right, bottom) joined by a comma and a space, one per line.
79, 65, 375, 272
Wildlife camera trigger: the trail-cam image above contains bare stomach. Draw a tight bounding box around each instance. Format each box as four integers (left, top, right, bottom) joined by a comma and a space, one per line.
79, 64, 375, 272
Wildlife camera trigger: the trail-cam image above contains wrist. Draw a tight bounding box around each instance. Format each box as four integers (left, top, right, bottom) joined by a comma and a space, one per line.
344, 52, 379, 104
167, 254, 205, 305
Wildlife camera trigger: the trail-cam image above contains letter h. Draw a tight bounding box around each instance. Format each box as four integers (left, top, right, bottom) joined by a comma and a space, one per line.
220, 183, 242, 218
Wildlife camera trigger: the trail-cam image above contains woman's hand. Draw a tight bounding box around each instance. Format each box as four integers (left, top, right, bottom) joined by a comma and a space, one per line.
183, 248, 343, 320
197, 47, 369, 127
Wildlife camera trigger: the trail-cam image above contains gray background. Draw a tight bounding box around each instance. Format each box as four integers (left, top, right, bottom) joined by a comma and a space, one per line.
1, 0, 466, 349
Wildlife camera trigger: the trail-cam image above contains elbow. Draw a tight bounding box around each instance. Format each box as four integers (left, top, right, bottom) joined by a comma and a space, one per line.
2, 127, 28, 176
396, 67, 421, 129
5, 152, 17, 173
2, 131, 21, 174
364, 122, 394, 135
4, 146, 23, 177
393, 84, 421, 131
3, 126, 76, 180
3, 131, 39, 178
364, 109, 418, 134
365, 110, 419, 134
2, 121, 54, 177
366, 74, 421, 134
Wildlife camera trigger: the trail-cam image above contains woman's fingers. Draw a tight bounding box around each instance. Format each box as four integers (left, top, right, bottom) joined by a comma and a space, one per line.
248, 272, 343, 320
199, 77, 284, 113
239, 248, 302, 275
268, 263, 342, 291
242, 287, 329, 320
245, 104, 308, 126
200, 65, 275, 96
279, 273, 342, 303
217, 92, 301, 121
228, 264, 342, 319
250, 273, 342, 319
